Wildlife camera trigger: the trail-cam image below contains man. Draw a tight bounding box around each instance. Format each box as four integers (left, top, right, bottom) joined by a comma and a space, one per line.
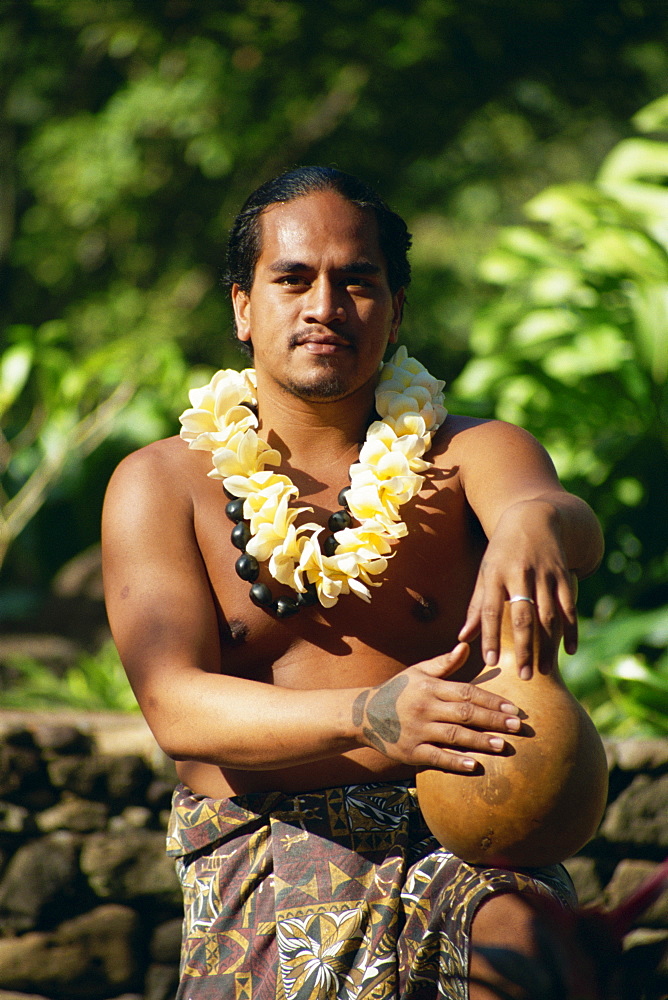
102, 167, 604, 999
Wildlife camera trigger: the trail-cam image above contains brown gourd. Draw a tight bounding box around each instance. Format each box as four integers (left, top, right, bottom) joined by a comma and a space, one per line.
416, 601, 609, 867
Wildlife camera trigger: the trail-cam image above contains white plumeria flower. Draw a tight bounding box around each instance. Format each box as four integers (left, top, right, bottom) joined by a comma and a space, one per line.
180, 371, 257, 449
178, 350, 447, 609
210, 430, 280, 479
245, 494, 303, 562
223, 470, 292, 499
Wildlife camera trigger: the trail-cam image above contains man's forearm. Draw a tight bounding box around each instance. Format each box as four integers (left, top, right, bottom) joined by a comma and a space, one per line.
144, 669, 362, 769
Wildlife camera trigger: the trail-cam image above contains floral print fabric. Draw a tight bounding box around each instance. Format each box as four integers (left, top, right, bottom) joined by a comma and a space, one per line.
167, 780, 575, 1000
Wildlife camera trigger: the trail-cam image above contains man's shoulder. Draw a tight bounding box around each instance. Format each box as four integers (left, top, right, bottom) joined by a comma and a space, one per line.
434, 414, 540, 450
112, 434, 195, 477
105, 435, 206, 509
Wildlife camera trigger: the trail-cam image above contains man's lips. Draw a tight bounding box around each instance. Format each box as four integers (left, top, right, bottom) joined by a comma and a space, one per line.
291, 331, 354, 352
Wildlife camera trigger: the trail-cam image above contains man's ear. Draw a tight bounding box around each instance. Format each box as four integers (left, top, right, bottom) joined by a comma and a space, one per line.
231, 284, 252, 343
388, 288, 405, 344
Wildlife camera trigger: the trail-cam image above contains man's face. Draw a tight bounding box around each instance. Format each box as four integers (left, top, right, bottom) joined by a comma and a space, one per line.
231, 189, 404, 403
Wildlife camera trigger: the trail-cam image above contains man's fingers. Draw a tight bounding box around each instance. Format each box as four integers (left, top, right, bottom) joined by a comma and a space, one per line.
435, 680, 521, 722
422, 642, 471, 677
509, 594, 536, 679
421, 722, 517, 756
480, 600, 504, 667
417, 749, 482, 774
458, 604, 481, 643
557, 575, 579, 654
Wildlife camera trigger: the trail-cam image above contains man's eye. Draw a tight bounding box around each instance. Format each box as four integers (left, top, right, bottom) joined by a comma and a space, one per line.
279, 276, 308, 286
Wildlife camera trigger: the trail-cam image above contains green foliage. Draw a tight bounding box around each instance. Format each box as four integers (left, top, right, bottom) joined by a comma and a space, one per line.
454, 103, 668, 612
453, 99, 668, 734
562, 606, 668, 736
1, 640, 139, 712
0, 319, 186, 569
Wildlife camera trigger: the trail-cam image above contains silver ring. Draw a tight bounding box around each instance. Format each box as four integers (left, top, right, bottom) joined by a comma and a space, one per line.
508, 595, 535, 605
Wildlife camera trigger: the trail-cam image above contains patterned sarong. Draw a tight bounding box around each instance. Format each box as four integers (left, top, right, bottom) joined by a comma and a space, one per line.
167, 780, 575, 999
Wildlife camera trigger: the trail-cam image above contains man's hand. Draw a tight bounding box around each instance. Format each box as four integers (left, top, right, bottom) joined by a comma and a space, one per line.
353, 642, 523, 774
457, 499, 579, 678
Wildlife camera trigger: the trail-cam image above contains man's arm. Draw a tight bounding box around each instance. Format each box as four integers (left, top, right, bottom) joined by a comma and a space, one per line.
454, 420, 604, 676
102, 442, 523, 773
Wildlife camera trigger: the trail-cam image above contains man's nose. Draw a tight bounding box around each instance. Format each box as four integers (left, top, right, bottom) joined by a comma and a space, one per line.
303, 279, 347, 324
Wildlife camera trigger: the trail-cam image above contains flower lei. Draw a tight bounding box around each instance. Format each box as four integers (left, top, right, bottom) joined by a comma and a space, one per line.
179, 346, 447, 612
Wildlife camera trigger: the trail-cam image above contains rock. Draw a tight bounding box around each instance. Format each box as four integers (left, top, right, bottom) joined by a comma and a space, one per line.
0, 904, 140, 999
32, 724, 93, 757
108, 806, 152, 832
106, 755, 152, 803
46, 755, 108, 799
147, 778, 176, 812
563, 856, 604, 908
80, 830, 180, 904
47, 753, 152, 804
0, 990, 51, 999
150, 918, 182, 963
0, 802, 33, 838
599, 773, 668, 849
605, 860, 668, 928
144, 962, 180, 1000
0, 832, 80, 934
35, 797, 108, 834
614, 739, 668, 772
601, 738, 617, 771
0, 735, 51, 809
0, 729, 35, 750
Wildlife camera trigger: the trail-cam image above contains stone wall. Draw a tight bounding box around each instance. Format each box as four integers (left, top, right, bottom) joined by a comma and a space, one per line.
0, 713, 666, 1000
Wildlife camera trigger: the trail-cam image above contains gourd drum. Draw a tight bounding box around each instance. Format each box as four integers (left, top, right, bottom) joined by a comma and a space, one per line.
416, 602, 608, 867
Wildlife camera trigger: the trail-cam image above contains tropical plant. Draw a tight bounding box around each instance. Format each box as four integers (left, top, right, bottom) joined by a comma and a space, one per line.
453, 96, 668, 733
0, 323, 186, 572
1, 639, 138, 712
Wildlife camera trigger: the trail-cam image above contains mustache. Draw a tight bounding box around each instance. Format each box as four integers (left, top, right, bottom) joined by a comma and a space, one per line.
289, 330, 355, 348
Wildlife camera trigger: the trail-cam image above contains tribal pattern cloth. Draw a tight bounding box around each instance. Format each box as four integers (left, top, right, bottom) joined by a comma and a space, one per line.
167, 780, 575, 1000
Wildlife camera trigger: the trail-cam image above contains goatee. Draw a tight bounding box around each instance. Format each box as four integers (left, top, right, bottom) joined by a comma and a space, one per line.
282, 367, 349, 401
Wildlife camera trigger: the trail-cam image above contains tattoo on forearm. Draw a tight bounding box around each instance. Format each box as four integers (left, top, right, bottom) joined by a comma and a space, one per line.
366, 675, 408, 744
352, 690, 369, 727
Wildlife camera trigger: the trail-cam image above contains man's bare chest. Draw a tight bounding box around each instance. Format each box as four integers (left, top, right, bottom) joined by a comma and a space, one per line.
189, 466, 487, 683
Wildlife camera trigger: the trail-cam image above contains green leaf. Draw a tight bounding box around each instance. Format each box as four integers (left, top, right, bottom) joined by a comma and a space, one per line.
598, 138, 668, 187
633, 94, 668, 133
0, 342, 34, 419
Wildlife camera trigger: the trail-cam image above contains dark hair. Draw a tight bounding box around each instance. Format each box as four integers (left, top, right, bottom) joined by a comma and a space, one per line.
223, 166, 412, 296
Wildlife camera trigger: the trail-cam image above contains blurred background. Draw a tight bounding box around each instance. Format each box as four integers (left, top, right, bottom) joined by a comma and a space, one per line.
1, 0, 667, 735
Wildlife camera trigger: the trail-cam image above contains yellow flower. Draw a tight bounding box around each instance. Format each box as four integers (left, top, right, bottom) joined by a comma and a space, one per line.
180, 369, 258, 451
246, 494, 302, 563
297, 536, 351, 606
178, 351, 447, 609
210, 430, 280, 479
223, 471, 293, 499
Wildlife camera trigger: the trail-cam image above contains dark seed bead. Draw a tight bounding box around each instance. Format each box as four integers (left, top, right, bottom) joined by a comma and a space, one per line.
249, 582, 274, 608
328, 509, 352, 532
337, 486, 351, 509
323, 534, 338, 556
225, 497, 246, 522
231, 522, 251, 551
297, 583, 319, 607
276, 596, 300, 618
235, 552, 259, 582
223, 486, 236, 500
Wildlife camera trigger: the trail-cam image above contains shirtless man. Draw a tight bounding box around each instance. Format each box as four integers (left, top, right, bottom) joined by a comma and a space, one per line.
102, 167, 604, 1000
